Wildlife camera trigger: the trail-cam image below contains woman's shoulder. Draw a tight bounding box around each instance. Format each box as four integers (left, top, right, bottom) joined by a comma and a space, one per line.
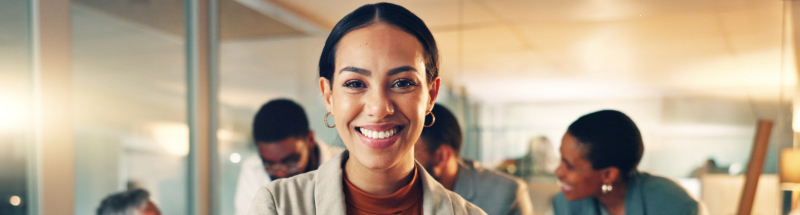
635, 172, 700, 213
249, 171, 321, 215
637, 172, 695, 200
265, 171, 318, 192
442, 189, 487, 215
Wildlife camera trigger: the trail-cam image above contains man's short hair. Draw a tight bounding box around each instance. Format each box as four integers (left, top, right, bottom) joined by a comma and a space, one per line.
96, 189, 150, 215
253, 99, 311, 143
419, 103, 462, 154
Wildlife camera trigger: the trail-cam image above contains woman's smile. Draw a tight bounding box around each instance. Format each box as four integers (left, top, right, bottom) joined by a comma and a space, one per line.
355, 124, 406, 149
557, 180, 574, 194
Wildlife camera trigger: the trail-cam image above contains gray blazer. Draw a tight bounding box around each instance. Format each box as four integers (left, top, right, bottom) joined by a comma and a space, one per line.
248, 151, 487, 215
552, 172, 700, 215
454, 159, 534, 215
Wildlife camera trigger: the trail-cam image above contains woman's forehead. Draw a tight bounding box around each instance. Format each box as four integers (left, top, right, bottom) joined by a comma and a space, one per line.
334, 24, 424, 70
561, 134, 590, 163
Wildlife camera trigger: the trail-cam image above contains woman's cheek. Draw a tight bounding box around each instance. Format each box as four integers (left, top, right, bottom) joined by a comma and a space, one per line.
334, 92, 356, 131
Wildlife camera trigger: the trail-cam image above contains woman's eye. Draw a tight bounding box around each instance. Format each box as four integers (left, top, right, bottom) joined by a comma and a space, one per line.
343, 80, 365, 88
392, 80, 416, 88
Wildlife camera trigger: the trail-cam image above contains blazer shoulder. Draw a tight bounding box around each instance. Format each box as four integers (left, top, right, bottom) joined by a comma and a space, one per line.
265, 170, 317, 191
258, 171, 319, 214
249, 187, 277, 215
637, 173, 700, 214
446, 190, 488, 215
639, 173, 696, 202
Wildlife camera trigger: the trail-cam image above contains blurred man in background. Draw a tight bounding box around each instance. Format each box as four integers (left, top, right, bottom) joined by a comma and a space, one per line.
96, 188, 161, 215
414, 104, 534, 215
235, 99, 343, 215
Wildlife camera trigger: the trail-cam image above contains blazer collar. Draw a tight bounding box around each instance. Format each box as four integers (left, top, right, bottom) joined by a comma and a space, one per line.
313, 150, 458, 215
314, 151, 347, 214
420, 157, 457, 215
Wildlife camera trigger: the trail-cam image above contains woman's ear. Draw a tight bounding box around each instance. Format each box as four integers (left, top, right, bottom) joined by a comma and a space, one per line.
426, 77, 441, 111
319, 77, 334, 114
601, 167, 621, 184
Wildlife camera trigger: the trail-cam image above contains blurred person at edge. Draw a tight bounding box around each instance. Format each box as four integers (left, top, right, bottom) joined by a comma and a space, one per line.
415, 103, 535, 215
248, 2, 485, 215
235, 99, 344, 215
96, 189, 161, 215
552, 110, 704, 215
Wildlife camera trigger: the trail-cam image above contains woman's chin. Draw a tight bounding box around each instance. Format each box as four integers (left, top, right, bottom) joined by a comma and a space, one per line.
350, 147, 405, 170
354, 154, 399, 170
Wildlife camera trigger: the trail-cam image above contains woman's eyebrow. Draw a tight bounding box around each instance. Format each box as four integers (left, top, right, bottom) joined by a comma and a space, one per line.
387, 66, 417, 76
339, 66, 371, 76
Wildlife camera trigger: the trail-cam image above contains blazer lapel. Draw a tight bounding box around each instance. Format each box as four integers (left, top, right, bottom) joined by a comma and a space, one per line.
312, 151, 458, 215
314, 151, 348, 215
419, 160, 455, 215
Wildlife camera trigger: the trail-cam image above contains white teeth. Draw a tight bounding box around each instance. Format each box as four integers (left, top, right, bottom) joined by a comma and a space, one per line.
360, 127, 399, 139
557, 180, 573, 191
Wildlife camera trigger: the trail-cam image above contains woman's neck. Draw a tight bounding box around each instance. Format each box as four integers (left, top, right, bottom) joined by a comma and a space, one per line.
596, 181, 627, 215
344, 153, 416, 195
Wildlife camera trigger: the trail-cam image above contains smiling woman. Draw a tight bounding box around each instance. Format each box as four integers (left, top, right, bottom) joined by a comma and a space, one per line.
247, 2, 485, 215
553, 110, 702, 215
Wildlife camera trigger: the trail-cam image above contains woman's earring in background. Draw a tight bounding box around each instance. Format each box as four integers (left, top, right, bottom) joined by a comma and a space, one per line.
424, 110, 436, 127
602, 184, 613, 194
324, 112, 335, 128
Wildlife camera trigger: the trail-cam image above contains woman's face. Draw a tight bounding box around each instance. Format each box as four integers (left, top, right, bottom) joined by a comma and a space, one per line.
320, 23, 440, 170
555, 132, 606, 201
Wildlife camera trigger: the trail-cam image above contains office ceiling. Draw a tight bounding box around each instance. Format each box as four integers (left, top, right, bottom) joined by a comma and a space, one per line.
4, 0, 790, 111
268, 0, 792, 103
74, 0, 306, 40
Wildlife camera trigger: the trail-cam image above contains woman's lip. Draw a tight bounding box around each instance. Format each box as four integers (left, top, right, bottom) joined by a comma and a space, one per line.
356, 126, 403, 149
558, 180, 573, 193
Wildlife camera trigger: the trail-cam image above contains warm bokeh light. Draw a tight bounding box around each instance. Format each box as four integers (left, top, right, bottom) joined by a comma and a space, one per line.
230, 153, 241, 164
781, 149, 800, 185
150, 122, 189, 156
0, 95, 27, 131
9, 195, 21, 206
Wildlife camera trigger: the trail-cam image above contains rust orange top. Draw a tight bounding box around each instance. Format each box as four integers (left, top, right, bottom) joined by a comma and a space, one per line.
343, 166, 423, 215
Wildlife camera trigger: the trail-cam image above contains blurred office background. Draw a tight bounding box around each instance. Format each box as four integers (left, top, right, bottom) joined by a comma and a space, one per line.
1, 0, 797, 214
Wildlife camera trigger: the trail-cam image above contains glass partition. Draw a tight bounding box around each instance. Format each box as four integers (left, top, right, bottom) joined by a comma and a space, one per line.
0, 0, 34, 214
215, 1, 336, 213
70, 0, 188, 214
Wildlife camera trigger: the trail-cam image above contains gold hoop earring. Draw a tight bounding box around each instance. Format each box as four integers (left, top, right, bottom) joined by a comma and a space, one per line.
324, 112, 335, 128
424, 111, 435, 127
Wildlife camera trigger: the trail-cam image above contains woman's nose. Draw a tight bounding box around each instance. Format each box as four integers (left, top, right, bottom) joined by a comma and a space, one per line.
365, 90, 394, 119
554, 163, 565, 178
